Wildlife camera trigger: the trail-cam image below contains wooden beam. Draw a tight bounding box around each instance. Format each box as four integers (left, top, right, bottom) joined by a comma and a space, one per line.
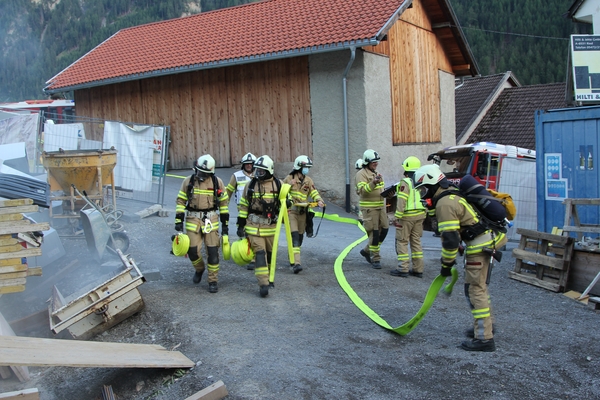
0, 388, 39, 400
0, 248, 42, 261
0, 205, 38, 216
184, 380, 228, 400
0, 336, 195, 368
0, 223, 49, 236
0, 199, 33, 207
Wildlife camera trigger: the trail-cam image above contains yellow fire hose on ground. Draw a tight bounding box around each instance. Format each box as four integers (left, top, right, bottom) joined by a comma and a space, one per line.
270, 183, 294, 284
316, 210, 459, 335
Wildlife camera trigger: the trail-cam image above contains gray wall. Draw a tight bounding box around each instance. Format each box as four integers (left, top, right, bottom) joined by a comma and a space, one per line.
307, 50, 457, 212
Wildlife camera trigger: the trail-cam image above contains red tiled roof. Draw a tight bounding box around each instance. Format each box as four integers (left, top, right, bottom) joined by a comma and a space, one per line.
45, 0, 409, 92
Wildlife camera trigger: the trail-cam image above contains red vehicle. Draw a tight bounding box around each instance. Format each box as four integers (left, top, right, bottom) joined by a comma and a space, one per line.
427, 142, 536, 190
0, 99, 75, 123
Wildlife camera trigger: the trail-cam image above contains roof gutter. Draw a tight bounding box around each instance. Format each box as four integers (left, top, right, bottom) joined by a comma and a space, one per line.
342, 47, 356, 213
44, 38, 379, 94
375, 0, 414, 40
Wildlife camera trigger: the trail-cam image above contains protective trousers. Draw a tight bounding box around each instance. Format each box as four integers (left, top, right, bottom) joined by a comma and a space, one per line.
288, 210, 306, 265
395, 214, 425, 273
187, 229, 220, 283
361, 207, 388, 263
249, 234, 275, 287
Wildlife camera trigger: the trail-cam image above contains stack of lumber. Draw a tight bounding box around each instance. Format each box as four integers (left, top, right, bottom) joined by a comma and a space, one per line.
0, 199, 49, 294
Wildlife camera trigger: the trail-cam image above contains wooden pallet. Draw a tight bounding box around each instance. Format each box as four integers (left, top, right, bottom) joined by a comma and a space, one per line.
0, 199, 48, 294
509, 228, 574, 292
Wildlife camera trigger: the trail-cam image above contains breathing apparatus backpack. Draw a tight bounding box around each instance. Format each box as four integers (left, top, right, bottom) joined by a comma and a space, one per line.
245, 177, 282, 220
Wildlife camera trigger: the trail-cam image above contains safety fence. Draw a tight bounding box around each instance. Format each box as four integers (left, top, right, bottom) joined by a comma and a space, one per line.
36, 111, 170, 207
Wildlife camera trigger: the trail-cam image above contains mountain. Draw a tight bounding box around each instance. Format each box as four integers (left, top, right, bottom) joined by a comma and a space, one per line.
0, 0, 593, 102
450, 0, 591, 84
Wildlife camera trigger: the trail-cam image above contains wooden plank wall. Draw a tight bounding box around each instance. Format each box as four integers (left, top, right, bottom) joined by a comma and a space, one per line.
74, 57, 312, 169
364, 0, 453, 146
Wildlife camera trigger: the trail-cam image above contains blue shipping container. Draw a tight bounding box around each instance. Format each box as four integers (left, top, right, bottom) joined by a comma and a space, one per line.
535, 105, 600, 234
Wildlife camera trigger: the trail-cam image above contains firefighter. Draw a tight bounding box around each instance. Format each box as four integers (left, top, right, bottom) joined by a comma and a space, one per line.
413, 164, 507, 352
390, 156, 426, 278
175, 154, 229, 293
226, 152, 257, 270
283, 155, 325, 274
355, 149, 388, 269
237, 155, 284, 297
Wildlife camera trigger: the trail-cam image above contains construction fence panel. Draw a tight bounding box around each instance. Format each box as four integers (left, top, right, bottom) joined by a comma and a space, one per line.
38, 112, 170, 207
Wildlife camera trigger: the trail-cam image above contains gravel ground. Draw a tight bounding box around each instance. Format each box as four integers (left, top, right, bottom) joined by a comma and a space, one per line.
1, 168, 599, 399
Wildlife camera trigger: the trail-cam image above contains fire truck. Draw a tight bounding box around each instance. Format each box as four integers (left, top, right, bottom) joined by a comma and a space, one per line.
427, 142, 536, 190
426, 142, 537, 240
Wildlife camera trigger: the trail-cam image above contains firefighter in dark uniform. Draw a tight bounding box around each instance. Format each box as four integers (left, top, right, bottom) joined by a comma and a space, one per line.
175, 154, 229, 293
237, 155, 284, 298
390, 156, 426, 278
355, 149, 388, 269
283, 155, 324, 274
414, 164, 507, 352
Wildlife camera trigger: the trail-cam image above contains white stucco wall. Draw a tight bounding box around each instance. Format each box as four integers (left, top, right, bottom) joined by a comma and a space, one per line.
308, 50, 457, 212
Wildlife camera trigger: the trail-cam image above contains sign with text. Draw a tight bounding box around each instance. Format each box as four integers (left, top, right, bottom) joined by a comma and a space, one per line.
571, 35, 600, 102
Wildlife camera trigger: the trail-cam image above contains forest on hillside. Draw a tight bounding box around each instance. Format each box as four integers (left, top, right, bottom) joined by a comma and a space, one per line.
0, 0, 593, 102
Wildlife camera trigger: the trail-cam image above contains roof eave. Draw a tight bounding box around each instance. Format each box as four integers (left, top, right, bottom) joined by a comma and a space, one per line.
44, 38, 380, 94
375, 0, 414, 40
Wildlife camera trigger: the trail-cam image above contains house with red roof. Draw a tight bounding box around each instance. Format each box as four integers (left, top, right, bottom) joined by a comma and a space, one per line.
44, 0, 477, 210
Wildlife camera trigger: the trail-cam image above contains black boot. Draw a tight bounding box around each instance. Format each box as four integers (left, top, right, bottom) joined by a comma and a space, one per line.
360, 249, 371, 263
461, 338, 495, 352
259, 285, 269, 297
247, 262, 255, 270
293, 264, 303, 274
193, 271, 203, 284
208, 282, 218, 293
390, 269, 408, 277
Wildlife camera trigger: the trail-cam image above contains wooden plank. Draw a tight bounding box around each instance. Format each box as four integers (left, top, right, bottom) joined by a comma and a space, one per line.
515, 228, 572, 245
0, 312, 30, 382
0, 238, 18, 246
0, 199, 33, 208
0, 248, 42, 261
0, 278, 27, 287
0, 264, 28, 273
0, 244, 23, 254
184, 380, 228, 400
0, 205, 38, 216
135, 204, 162, 219
0, 336, 195, 368
511, 249, 567, 270
0, 268, 41, 280
0, 223, 50, 236
0, 286, 26, 294
0, 214, 23, 223
0, 258, 23, 267
0, 388, 39, 399
508, 271, 561, 292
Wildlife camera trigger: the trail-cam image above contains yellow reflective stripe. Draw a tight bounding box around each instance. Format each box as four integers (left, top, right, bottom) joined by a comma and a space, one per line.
458, 197, 479, 220
397, 191, 409, 200
412, 251, 423, 258
207, 264, 219, 271
438, 220, 460, 231
293, 247, 300, 255
185, 222, 198, 231
441, 248, 457, 259
226, 183, 236, 192
357, 182, 368, 191
219, 205, 229, 214
177, 191, 188, 201
254, 266, 269, 275
403, 210, 426, 216
472, 308, 491, 319
397, 254, 409, 261
309, 189, 321, 201
176, 205, 186, 213
359, 200, 385, 207
245, 226, 277, 236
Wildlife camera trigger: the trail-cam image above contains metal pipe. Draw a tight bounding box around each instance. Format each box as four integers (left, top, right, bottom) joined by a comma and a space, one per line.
342, 47, 356, 213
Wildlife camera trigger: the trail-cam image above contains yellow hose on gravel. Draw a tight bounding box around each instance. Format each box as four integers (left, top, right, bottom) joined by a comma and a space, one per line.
318, 210, 459, 336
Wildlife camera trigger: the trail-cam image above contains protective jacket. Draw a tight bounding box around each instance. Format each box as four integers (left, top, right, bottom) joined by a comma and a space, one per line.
238, 177, 283, 237
226, 170, 253, 205
394, 177, 426, 220
176, 175, 229, 233
431, 187, 506, 264
284, 174, 322, 208
355, 168, 385, 209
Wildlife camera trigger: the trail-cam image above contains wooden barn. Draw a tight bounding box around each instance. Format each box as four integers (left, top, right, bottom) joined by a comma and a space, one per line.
44, 0, 477, 210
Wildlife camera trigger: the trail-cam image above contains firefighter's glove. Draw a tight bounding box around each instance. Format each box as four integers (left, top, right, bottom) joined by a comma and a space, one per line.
440, 259, 456, 277
175, 213, 185, 232
220, 213, 229, 236
236, 217, 246, 238
286, 199, 293, 209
